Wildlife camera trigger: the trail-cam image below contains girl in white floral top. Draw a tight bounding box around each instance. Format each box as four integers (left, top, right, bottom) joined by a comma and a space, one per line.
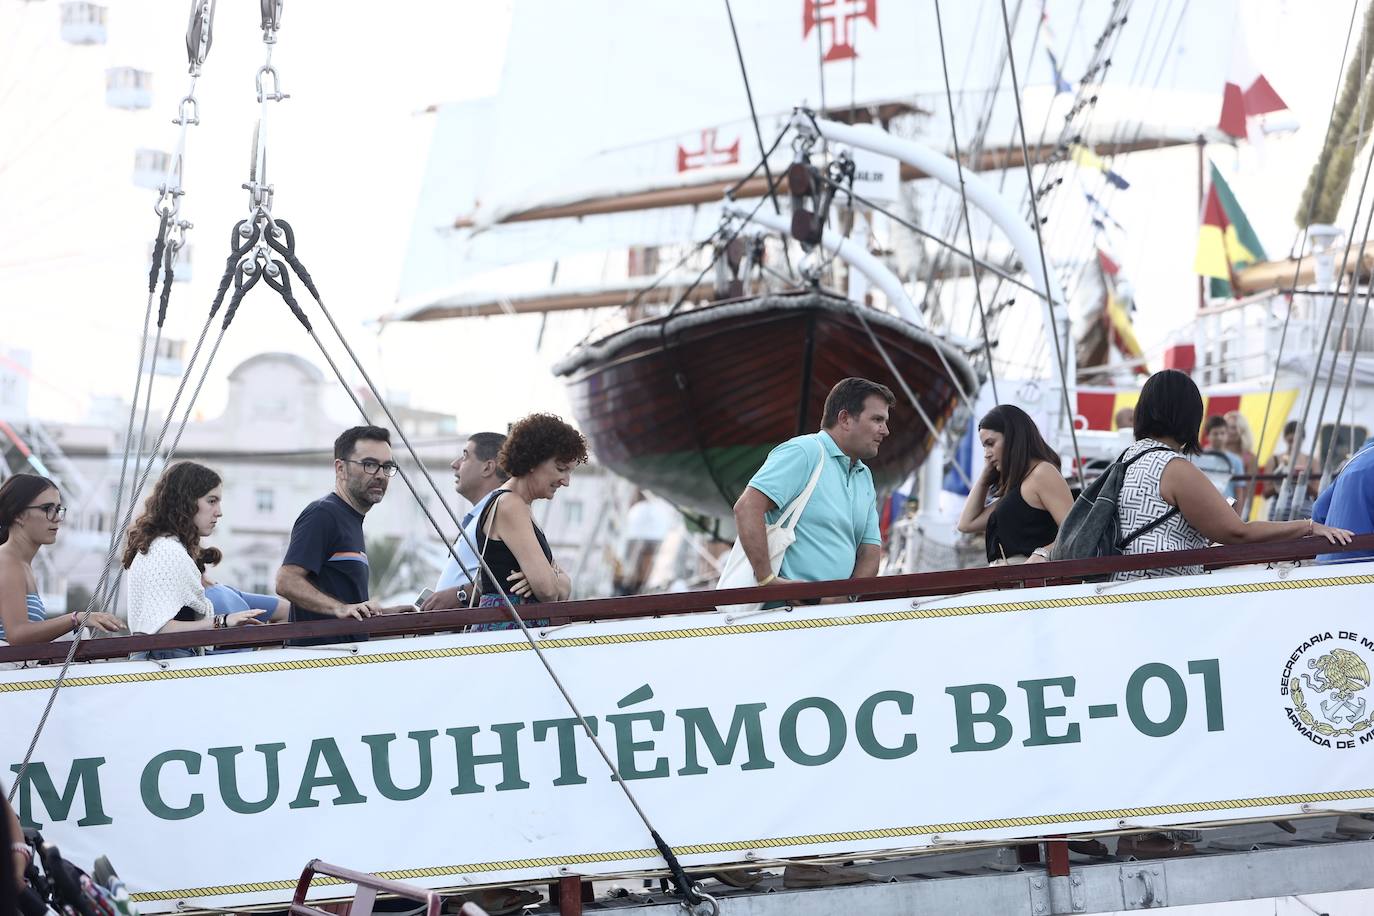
123, 462, 261, 659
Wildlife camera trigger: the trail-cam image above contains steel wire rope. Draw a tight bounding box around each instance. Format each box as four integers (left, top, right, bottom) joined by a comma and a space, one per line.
921, 0, 1028, 320
1324, 268, 1374, 493
1255, 1, 1362, 517
1277, 79, 1374, 518
999, 0, 1085, 486
1052, 0, 1187, 312
819, 178, 1039, 360
812, 170, 1046, 418
86, 219, 167, 620
923, 0, 1033, 332
984, 0, 1134, 387
724, 0, 782, 218
7, 2, 227, 799
980, 0, 1132, 353
7, 290, 237, 804
964, 0, 1093, 343
1284, 147, 1374, 515
262, 235, 714, 914
854, 308, 974, 491
653, 173, 790, 511
957, 0, 1118, 362
98, 4, 215, 617
813, 178, 1028, 416
935, 0, 999, 404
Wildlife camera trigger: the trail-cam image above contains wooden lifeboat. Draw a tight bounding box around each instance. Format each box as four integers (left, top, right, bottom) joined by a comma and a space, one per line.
552, 290, 979, 518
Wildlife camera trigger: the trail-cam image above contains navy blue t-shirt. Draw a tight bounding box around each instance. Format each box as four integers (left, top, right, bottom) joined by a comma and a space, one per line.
282, 493, 370, 645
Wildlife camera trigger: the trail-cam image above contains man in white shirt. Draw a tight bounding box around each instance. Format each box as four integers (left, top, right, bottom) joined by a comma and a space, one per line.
422, 432, 508, 610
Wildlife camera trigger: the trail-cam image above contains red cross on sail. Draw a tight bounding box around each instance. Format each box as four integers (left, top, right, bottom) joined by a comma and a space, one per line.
676, 128, 741, 172
803, 0, 877, 63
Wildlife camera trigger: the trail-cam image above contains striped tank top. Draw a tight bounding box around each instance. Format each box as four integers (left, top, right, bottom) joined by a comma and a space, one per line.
0, 593, 46, 642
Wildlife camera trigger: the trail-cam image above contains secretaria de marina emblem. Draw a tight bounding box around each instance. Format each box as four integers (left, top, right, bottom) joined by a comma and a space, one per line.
1282, 632, 1374, 748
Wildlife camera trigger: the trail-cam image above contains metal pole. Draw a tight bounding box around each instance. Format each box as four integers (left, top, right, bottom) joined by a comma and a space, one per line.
1197, 137, 1206, 313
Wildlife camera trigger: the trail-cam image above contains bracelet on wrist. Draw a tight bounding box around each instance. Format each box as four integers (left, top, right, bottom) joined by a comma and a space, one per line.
10, 841, 32, 861
756, 573, 777, 587
70, 612, 79, 632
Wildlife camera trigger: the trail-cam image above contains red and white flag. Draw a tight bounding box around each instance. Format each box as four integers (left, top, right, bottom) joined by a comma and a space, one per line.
1218, 25, 1291, 142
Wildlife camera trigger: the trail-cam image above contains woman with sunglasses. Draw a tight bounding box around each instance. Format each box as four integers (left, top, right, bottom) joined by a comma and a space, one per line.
123, 462, 262, 659
0, 474, 122, 645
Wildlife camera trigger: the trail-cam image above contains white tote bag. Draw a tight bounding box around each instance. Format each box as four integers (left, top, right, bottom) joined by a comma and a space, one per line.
716, 439, 827, 614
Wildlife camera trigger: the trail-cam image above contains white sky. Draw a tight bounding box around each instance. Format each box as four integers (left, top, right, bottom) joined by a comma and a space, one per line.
0, 0, 1364, 436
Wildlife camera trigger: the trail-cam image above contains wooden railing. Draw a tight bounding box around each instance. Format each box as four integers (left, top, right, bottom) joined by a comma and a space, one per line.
3, 534, 1371, 666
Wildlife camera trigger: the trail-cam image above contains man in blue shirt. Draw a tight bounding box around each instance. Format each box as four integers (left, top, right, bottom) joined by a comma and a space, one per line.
277, 426, 394, 644
734, 377, 891, 592
727, 378, 891, 891
1314, 437, 1374, 563
423, 431, 509, 609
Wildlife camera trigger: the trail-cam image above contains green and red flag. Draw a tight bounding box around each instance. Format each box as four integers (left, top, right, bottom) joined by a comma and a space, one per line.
1194, 162, 1267, 299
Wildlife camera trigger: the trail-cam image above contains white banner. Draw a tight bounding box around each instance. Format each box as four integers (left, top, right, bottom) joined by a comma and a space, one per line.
5, 562, 1374, 911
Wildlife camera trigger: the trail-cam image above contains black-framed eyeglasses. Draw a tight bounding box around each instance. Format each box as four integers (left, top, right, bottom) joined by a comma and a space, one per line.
25, 503, 67, 522
343, 458, 400, 478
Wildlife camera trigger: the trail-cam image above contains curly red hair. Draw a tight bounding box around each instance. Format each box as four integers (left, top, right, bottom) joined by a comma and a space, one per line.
121, 462, 222, 570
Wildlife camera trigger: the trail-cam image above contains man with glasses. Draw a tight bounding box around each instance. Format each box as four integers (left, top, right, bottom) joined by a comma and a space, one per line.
277, 425, 396, 645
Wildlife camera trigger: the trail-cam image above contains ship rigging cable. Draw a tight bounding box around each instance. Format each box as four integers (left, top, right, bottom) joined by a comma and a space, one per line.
999, 0, 1085, 487
101, 4, 216, 619
1280, 88, 1374, 518
7, 0, 223, 804
722, 0, 781, 218
1256, 0, 1362, 517
987, 0, 1133, 373
1286, 138, 1374, 515
11, 6, 719, 912
934, 0, 999, 405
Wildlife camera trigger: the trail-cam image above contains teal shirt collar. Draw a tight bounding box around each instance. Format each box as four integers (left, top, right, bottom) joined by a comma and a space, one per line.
818, 430, 868, 475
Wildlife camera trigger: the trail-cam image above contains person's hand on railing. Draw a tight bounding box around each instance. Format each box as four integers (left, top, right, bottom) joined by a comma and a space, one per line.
82, 612, 125, 633
1309, 521, 1355, 545
224, 610, 266, 628
331, 600, 380, 620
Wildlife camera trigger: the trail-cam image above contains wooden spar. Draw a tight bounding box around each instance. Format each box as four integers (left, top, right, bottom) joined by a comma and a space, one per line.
453, 136, 1199, 229
391, 278, 712, 322
1234, 241, 1374, 296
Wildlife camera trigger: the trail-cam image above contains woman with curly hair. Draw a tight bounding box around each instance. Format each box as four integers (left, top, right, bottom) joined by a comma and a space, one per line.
122, 462, 261, 659
471, 413, 587, 630
0, 473, 122, 645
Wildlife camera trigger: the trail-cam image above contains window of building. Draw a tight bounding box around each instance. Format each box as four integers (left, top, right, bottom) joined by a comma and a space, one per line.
256, 488, 274, 513
564, 500, 583, 527
1318, 423, 1369, 470
250, 562, 271, 595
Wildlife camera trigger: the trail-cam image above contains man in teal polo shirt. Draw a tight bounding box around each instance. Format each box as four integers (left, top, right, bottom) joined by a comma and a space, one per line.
725, 377, 891, 891
736, 376, 891, 589
734, 378, 891, 590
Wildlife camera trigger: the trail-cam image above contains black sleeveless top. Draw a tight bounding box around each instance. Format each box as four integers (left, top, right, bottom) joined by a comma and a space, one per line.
475, 491, 554, 598
985, 480, 1059, 563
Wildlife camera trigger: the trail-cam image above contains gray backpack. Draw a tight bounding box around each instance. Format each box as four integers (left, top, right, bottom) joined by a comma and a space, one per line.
1051, 447, 1179, 563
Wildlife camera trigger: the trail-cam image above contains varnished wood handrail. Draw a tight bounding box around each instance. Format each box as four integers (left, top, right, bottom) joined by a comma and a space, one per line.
2, 535, 1370, 665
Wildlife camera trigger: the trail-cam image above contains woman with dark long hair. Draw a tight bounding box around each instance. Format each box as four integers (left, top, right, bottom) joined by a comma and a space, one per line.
0, 474, 122, 645
122, 462, 260, 659
957, 405, 1074, 564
